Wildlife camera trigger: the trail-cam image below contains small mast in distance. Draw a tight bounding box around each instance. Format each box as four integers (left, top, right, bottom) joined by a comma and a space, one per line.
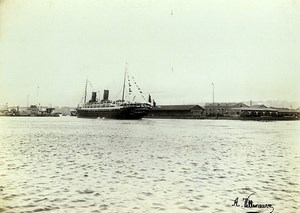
84, 78, 88, 104
121, 62, 128, 102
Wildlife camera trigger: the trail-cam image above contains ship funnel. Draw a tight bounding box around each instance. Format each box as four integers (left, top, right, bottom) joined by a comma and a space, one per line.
103, 90, 109, 101
91, 92, 97, 102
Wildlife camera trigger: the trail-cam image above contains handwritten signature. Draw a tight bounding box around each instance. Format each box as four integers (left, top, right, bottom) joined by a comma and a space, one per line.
232, 193, 274, 213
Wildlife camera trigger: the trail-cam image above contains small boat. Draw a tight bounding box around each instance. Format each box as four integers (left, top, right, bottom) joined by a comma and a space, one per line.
52, 112, 63, 117
70, 110, 78, 116
76, 64, 152, 119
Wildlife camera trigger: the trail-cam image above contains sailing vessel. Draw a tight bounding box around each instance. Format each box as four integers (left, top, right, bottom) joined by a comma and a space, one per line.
76, 64, 152, 119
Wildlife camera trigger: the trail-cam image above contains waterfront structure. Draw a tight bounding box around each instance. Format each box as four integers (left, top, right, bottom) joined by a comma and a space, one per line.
0, 105, 56, 116
230, 107, 299, 120
205, 102, 249, 117
147, 105, 205, 119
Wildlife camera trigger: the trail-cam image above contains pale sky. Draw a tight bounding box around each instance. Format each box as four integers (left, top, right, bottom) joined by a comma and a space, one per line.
1, 0, 300, 107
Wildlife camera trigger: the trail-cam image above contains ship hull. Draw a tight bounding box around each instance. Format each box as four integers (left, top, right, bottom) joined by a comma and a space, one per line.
76, 106, 151, 119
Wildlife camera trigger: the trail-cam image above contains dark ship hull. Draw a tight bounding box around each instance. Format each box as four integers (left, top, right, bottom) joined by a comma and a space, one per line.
76, 105, 151, 119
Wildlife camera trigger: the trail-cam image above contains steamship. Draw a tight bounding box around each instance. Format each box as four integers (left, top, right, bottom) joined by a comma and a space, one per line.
76, 64, 152, 119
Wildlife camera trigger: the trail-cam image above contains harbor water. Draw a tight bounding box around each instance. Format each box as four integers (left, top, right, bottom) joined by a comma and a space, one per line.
0, 117, 299, 212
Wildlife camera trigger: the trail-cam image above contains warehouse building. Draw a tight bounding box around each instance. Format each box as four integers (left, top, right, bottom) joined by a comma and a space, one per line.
205, 102, 249, 117
230, 107, 298, 120
147, 105, 205, 119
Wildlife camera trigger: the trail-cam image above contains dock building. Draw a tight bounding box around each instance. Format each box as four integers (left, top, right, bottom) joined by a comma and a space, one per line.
230, 107, 299, 120
205, 102, 249, 117
147, 105, 205, 119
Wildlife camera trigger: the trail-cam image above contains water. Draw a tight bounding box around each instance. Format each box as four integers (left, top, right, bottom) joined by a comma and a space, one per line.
0, 117, 299, 212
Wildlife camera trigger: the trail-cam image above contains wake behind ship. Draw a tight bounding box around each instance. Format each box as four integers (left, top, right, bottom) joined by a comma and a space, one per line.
76, 64, 152, 119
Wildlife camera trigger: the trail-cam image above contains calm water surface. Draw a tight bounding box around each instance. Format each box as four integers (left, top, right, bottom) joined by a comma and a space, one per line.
0, 117, 299, 212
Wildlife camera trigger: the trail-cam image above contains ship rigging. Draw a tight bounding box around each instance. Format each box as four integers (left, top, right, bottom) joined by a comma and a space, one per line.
76, 63, 152, 119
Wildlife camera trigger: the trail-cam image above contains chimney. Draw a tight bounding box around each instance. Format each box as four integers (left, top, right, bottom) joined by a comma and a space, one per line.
91, 92, 97, 102
103, 90, 109, 101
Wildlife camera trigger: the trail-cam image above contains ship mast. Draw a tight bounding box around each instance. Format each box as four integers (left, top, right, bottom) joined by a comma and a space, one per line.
84, 78, 88, 103
121, 63, 128, 102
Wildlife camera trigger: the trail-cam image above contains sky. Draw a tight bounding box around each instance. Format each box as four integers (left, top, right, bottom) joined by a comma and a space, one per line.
0, 0, 300, 107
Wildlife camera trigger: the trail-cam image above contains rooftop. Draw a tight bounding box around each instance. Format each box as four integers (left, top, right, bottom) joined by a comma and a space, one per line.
153, 105, 204, 111
231, 107, 278, 111
205, 102, 248, 107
